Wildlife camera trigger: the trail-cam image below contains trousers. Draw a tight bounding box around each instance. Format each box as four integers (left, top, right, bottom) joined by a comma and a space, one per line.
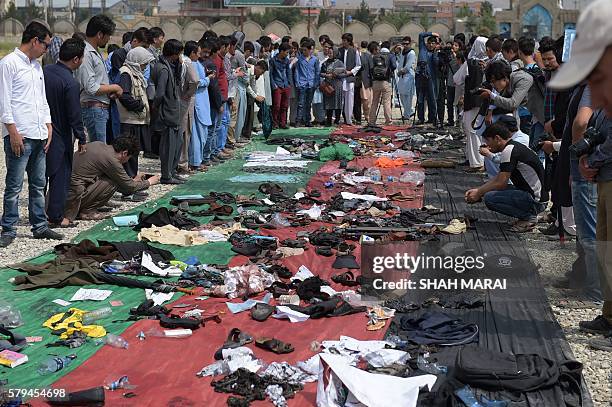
342, 82, 355, 125
596, 180, 612, 321
272, 87, 290, 127
157, 126, 182, 181
463, 108, 484, 167
45, 134, 73, 224
64, 176, 117, 220
484, 188, 545, 222
369, 81, 392, 125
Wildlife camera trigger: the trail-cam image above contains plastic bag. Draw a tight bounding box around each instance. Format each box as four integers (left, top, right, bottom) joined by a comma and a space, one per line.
399, 171, 425, 186
269, 213, 290, 228
0, 302, 23, 328
364, 168, 382, 181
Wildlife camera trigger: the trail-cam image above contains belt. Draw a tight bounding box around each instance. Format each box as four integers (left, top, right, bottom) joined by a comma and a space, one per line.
81, 101, 109, 109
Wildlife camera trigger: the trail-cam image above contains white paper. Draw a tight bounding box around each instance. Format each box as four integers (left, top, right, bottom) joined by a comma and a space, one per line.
294, 192, 306, 199
316, 353, 436, 407
52, 299, 72, 306
70, 288, 113, 301
320, 286, 338, 297
145, 289, 174, 306
363, 349, 411, 368
329, 211, 346, 217
297, 204, 324, 220
275, 146, 291, 156
291, 265, 315, 282
272, 306, 310, 323
243, 160, 310, 168
341, 192, 388, 202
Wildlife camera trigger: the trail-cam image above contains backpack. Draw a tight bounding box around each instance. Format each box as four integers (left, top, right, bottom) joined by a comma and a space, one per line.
372, 54, 389, 81
522, 64, 546, 96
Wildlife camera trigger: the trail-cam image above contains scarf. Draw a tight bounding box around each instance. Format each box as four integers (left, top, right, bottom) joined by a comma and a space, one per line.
468, 37, 488, 61
123, 47, 154, 100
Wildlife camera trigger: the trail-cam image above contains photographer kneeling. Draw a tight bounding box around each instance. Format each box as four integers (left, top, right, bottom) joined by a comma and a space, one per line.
465, 123, 547, 233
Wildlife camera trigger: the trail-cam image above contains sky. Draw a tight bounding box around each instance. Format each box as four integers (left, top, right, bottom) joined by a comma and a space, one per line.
13, 0, 593, 13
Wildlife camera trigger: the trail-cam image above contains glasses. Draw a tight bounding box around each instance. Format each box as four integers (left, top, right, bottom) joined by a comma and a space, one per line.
37, 38, 50, 50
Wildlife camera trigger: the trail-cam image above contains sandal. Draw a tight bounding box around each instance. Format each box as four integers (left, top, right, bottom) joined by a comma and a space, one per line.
255, 337, 294, 354
250, 303, 275, 322
267, 265, 293, 279
214, 328, 254, 360
331, 271, 361, 287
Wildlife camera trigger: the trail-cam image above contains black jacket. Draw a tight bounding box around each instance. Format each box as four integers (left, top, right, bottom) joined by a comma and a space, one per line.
150, 56, 181, 129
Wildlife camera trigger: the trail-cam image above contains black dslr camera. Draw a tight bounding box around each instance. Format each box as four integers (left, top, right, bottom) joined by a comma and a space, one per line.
469, 81, 493, 96
569, 127, 607, 157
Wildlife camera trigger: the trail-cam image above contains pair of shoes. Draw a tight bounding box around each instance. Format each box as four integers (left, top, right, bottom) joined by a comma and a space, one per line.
33, 229, 64, 240
0, 235, 15, 248
580, 315, 612, 335
280, 125, 289, 130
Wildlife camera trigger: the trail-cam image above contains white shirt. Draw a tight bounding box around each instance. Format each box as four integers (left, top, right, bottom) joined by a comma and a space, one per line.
0, 48, 51, 139
342, 47, 361, 92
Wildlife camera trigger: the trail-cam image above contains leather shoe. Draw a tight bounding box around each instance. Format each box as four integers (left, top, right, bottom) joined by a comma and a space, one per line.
161, 178, 183, 185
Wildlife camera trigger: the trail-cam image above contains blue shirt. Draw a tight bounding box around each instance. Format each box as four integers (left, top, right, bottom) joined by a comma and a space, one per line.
269, 55, 291, 89
43, 62, 86, 145
418, 32, 439, 79
295, 52, 320, 89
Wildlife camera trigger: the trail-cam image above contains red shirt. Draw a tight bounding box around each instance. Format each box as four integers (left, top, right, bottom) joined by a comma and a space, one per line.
214, 54, 228, 101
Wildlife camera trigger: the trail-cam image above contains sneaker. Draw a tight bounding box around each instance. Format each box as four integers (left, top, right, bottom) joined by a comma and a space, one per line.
33, 229, 64, 240
0, 235, 15, 248
588, 335, 612, 352
539, 223, 559, 236
579, 315, 612, 335
173, 174, 189, 181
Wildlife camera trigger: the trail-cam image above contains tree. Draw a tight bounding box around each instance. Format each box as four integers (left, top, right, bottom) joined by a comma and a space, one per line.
476, 1, 497, 36
3, 1, 18, 20
22, 1, 44, 22
354, 0, 375, 28
249, 8, 301, 29
317, 8, 332, 25
419, 11, 431, 31
380, 11, 411, 31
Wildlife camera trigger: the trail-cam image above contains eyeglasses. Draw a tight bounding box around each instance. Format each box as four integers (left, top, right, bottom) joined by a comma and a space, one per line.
37, 38, 50, 50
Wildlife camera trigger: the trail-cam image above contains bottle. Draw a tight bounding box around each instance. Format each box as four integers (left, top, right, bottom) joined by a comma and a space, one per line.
81, 307, 112, 325
104, 375, 136, 391
417, 354, 448, 374
365, 168, 381, 182
37, 355, 76, 375
103, 334, 129, 349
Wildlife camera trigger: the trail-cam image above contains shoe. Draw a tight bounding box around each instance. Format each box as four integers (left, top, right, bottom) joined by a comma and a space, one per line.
176, 167, 191, 175
280, 125, 289, 130
447, 121, 455, 126
173, 174, 188, 181
218, 152, 232, 159
143, 153, 159, 159
539, 223, 559, 236
33, 229, 64, 240
134, 190, 148, 198
579, 315, 612, 335
416, 120, 425, 125
161, 178, 183, 185
588, 335, 612, 352
0, 235, 15, 248
121, 194, 147, 202
305, 122, 314, 128
172, 177, 187, 184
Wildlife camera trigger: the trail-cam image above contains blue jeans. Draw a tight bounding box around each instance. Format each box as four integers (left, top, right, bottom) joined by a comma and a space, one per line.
416, 75, 437, 123
82, 106, 109, 143
189, 118, 208, 167
572, 178, 602, 300
483, 187, 544, 222
215, 102, 230, 155
203, 108, 220, 162
296, 87, 315, 125
2, 137, 49, 237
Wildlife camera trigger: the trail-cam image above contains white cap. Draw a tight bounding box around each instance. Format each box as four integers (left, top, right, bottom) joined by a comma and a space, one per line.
548, 0, 612, 89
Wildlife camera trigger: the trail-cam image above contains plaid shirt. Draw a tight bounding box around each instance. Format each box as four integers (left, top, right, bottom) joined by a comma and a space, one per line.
48, 36, 63, 65
544, 71, 556, 123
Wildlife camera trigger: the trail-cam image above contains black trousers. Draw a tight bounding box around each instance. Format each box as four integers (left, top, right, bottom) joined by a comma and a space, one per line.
436, 78, 447, 124
242, 95, 255, 139
45, 135, 72, 223
353, 86, 362, 124
326, 109, 342, 126
120, 123, 144, 179
446, 86, 455, 125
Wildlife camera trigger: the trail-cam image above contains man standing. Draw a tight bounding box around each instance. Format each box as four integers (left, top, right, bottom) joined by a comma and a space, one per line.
294, 39, 320, 127
76, 14, 123, 143
44, 38, 88, 228
360, 41, 373, 125
148, 27, 165, 61
151, 39, 184, 185
548, 0, 612, 340
415, 32, 440, 125
269, 43, 291, 129
518, 37, 546, 149
199, 39, 224, 167
337, 33, 361, 125
368, 42, 397, 126
396, 36, 416, 122
0, 22, 63, 248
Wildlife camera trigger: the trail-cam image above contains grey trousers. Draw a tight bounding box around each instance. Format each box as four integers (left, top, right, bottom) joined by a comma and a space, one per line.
158, 126, 183, 181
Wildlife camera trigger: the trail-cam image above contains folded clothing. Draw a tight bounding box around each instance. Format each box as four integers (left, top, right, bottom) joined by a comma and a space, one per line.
397, 311, 478, 346
454, 346, 583, 395
288, 296, 366, 319
133, 207, 200, 231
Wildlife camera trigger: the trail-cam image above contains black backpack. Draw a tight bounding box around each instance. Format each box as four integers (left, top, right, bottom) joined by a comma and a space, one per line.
372, 54, 389, 81
522, 64, 546, 96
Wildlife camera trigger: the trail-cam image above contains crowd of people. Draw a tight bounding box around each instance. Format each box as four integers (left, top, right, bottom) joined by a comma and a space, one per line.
0, 5, 610, 340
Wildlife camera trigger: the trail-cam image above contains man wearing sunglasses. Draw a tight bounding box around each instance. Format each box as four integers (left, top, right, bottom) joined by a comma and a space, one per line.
0, 21, 64, 248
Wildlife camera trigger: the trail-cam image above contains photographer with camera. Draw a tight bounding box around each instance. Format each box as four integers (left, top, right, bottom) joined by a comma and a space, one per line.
549, 0, 612, 341
415, 31, 440, 126
436, 41, 458, 127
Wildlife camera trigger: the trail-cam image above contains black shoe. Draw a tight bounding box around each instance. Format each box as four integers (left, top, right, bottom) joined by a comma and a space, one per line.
579, 315, 612, 335
33, 229, 64, 240
161, 178, 183, 185
171, 177, 187, 184
133, 190, 149, 198
280, 125, 289, 130
0, 235, 14, 248
417, 120, 425, 125
588, 335, 612, 352
539, 223, 559, 236
121, 194, 147, 202
446, 121, 455, 126
143, 153, 159, 159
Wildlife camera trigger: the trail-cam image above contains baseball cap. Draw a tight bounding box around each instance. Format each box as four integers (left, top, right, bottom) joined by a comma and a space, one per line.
497, 114, 518, 130
548, 0, 612, 90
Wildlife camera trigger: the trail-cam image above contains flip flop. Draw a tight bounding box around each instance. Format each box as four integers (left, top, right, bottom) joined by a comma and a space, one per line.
331, 271, 361, 287
214, 328, 254, 360
255, 337, 294, 354
508, 221, 536, 233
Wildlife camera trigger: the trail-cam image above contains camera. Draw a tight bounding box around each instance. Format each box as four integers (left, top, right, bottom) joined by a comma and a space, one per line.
468, 81, 493, 96
569, 126, 607, 157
